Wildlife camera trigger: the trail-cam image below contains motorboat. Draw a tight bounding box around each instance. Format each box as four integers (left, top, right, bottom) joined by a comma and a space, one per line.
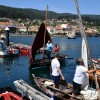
0, 40, 20, 57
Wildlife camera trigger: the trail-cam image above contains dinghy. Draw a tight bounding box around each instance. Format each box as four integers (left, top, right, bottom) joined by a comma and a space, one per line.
0, 87, 22, 100
14, 79, 51, 100
0, 40, 20, 58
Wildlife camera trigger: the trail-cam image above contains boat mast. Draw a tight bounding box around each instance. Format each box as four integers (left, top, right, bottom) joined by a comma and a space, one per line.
74, 0, 100, 98
42, 4, 48, 61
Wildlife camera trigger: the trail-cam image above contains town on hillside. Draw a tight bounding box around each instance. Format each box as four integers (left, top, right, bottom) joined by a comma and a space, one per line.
0, 18, 100, 38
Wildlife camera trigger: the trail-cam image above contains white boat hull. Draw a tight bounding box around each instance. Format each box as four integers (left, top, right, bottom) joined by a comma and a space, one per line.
0, 49, 20, 57
14, 80, 51, 100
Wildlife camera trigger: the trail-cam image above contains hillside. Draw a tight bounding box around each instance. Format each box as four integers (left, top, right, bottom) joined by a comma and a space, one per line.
0, 5, 100, 22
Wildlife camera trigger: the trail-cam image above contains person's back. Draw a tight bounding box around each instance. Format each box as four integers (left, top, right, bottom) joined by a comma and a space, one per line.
73, 65, 87, 85
72, 58, 97, 98
51, 58, 60, 76
50, 53, 64, 88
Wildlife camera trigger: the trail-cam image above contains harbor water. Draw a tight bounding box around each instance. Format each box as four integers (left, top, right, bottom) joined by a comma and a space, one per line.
0, 36, 100, 90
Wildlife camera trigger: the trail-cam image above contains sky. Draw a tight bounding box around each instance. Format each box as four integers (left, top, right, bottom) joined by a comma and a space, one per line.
0, 0, 100, 15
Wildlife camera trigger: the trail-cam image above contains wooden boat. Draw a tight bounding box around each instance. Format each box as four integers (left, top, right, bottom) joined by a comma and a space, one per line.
32, 74, 83, 100
0, 87, 22, 100
14, 79, 51, 100
29, 22, 66, 68
0, 40, 20, 57
32, 74, 99, 100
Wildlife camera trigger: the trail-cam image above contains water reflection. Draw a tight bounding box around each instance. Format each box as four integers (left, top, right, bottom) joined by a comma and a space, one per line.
0, 57, 15, 79
29, 66, 51, 79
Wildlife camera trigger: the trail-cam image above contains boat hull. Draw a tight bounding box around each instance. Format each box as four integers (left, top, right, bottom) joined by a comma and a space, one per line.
29, 54, 66, 68
20, 48, 30, 56
14, 80, 51, 100
0, 49, 20, 58
0, 87, 22, 100
32, 74, 94, 100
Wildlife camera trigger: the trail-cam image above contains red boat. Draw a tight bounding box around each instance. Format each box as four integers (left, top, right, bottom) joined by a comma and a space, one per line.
0, 92, 22, 100
15, 44, 31, 56
20, 47, 30, 56
0, 87, 22, 100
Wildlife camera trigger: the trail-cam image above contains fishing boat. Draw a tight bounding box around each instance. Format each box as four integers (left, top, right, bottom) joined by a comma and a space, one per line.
32, 74, 99, 100
14, 79, 51, 100
0, 40, 20, 57
29, 22, 66, 68
32, 74, 85, 100
0, 87, 22, 100
67, 31, 76, 39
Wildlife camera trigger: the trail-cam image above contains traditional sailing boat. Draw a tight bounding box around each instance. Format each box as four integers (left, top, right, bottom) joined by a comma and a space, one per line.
29, 5, 66, 68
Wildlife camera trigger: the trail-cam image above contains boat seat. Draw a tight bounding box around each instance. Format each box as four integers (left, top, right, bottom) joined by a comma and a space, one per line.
44, 81, 54, 86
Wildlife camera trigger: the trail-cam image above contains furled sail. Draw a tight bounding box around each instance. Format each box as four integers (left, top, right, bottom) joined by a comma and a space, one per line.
82, 37, 88, 69
30, 23, 51, 61
81, 37, 89, 89
75, 0, 89, 89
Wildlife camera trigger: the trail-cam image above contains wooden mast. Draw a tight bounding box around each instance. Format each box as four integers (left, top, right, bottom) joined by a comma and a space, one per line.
74, 0, 100, 99
42, 5, 48, 61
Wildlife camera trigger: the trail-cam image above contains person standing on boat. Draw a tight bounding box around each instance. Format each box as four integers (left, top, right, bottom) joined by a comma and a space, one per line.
45, 40, 53, 60
53, 44, 59, 55
50, 53, 65, 89
72, 58, 97, 97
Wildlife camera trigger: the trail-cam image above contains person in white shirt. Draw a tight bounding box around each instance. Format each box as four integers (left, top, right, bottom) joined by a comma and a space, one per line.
50, 53, 65, 89
72, 58, 96, 97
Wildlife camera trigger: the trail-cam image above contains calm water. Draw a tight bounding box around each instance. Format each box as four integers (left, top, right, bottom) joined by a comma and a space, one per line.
0, 36, 100, 90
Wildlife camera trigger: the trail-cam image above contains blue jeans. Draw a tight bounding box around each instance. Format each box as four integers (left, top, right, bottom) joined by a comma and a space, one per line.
52, 75, 60, 84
